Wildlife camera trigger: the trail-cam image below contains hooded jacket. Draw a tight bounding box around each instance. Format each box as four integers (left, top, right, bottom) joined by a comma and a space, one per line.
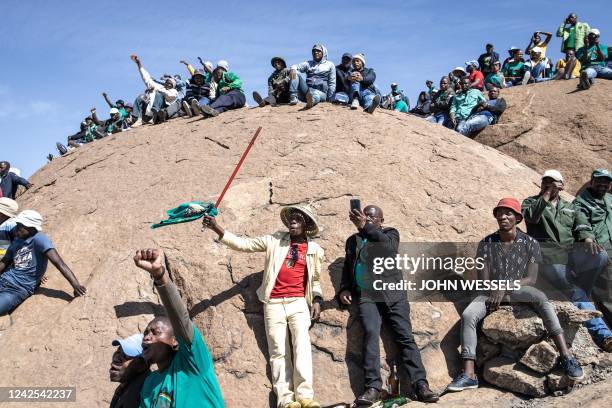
214, 71, 244, 98
335, 63, 352, 94
291, 44, 336, 99
138, 67, 179, 104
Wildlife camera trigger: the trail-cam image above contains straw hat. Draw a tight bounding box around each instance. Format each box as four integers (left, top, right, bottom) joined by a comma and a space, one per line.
280, 205, 320, 237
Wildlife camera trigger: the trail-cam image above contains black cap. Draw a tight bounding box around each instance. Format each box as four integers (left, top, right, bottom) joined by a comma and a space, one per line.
342, 52, 352, 60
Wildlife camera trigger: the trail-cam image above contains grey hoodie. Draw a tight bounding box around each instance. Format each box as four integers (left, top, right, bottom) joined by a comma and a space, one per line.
291, 44, 336, 99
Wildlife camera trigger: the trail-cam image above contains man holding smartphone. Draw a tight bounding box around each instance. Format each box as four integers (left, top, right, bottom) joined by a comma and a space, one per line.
556, 13, 590, 53
577, 29, 612, 90
337, 202, 439, 405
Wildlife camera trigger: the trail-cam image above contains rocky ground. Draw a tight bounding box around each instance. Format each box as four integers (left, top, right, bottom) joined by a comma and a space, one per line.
0, 80, 610, 407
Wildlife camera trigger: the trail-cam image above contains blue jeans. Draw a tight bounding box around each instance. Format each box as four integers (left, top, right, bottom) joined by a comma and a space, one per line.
151, 92, 182, 118
351, 83, 377, 109
426, 112, 451, 127
0, 280, 29, 315
132, 95, 148, 119
456, 111, 494, 136
331, 92, 349, 104
584, 65, 612, 82
289, 73, 327, 105
540, 250, 611, 346
530, 61, 548, 80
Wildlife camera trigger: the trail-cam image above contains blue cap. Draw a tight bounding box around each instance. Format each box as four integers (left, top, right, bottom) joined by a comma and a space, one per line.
112, 333, 144, 357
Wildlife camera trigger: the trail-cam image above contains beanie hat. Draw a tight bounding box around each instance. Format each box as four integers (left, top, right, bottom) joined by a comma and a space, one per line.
352, 53, 366, 65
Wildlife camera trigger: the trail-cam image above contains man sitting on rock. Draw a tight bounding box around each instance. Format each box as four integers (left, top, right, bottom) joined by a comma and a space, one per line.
133, 248, 225, 407
573, 169, 612, 326
337, 204, 439, 405
465, 61, 484, 91
181, 68, 211, 117
426, 76, 455, 127
522, 170, 612, 352
289, 44, 336, 109
109, 333, 150, 408
91, 107, 127, 136
382, 83, 410, 113
553, 49, 581, 80
202, 205, 324, 408
502, 49, 530, 86
346, 53, 381, 113
131, 55, 180, 124
331, 52, 353, 105
253, 57, 291, 107
484, 61, 506, 89
0, 198, 18, 258
456, 87, 507, 137
0, 162, 32, 200
447, 198, 583, 392
0, 210, 87, 316
576, 29, 612, 90
198, 63, 246, 118
449, 78, 486, 134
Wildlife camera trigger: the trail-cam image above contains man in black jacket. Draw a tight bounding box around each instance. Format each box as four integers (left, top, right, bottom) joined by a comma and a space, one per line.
0, 162, 32, 199
338, 204, 438, 406
331, 53, 353, 105
347, 53, 381, 113
426, 76, 455, 128
477, 44, 500, 77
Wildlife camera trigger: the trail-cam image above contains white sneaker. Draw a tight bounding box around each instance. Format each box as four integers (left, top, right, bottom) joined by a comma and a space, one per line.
522, 71, 531, 86
182, 100, 193, 117
350, 99, 360, 110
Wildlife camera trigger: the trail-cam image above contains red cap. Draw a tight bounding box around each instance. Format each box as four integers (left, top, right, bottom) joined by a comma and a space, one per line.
493, 198, 522, 218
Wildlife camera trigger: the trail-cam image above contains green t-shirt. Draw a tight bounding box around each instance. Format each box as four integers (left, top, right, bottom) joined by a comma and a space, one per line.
502, 60, 525, 78
484, 73, 504, 88
140, 327, 224, 408
576, 44, 609, 68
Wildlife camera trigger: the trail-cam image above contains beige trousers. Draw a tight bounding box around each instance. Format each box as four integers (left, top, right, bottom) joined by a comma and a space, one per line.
264, 297, 314, 407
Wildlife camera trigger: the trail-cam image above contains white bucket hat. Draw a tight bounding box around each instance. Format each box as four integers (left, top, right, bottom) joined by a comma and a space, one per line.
13, 210, 43, 231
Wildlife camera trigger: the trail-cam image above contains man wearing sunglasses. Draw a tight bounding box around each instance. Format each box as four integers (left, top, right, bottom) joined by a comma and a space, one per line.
338, 204, 439, 406
202, 205, 324, 408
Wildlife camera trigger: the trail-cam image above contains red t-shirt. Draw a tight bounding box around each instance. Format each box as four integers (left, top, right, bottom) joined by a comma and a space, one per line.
469, 70, 484, 90
270, 242, 308, 298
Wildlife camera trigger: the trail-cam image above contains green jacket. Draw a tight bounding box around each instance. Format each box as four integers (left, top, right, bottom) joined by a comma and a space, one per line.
574, 189, 612, 248
216, 72, 243, 97
522, 194, 577, 264
556, 21, 590, 52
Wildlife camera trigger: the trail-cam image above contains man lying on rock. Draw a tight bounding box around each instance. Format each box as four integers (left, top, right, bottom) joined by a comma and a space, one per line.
109, 333, 150, 408
522, 170, 612, 352
447, 198, 583, 392
337, 203, 439, 405
133, 248, 225, 407
0, 210, 86, 316
202, 205, 324, 408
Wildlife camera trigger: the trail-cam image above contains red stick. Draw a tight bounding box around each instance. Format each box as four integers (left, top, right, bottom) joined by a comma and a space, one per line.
215, 126, 262, 208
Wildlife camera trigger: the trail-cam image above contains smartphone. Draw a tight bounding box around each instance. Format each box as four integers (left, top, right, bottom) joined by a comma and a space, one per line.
350, 198, 361, 212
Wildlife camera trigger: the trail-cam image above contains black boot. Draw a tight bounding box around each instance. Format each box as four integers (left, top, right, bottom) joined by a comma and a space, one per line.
355, 388, 380, 406
415, 380, 439, 403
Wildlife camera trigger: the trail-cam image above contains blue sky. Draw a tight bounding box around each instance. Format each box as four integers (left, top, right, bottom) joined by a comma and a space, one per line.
2, 0, 610, 178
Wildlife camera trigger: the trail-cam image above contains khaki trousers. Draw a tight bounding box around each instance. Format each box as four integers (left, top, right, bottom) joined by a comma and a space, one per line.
264, 297, 314, 407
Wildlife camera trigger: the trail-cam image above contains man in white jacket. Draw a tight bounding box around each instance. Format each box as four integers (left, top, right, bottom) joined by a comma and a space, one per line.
289, 44, 336, 110
131, 55, 180, 124
202, 205, 323, 408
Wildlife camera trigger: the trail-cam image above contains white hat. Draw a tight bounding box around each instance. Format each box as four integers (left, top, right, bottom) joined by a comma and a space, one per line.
112, 333, 144, 357
0, 198, 18, 219
109, 107, 120, 115
588, 28, 600, 36
204, 61, 214, 71
542, 170, 564, 183
13, 210, 43, 231
531, 46, 542, 54
352, 53, 366, 65
216, 60, 229, 71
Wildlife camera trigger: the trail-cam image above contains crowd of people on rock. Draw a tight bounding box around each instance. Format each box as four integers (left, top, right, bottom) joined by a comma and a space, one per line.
49, 11, 610, 158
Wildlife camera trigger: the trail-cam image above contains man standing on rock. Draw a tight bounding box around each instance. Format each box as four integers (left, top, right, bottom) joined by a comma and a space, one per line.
574, 169, 612, 327
522, 170, 612, 352
337, 204, 439, 405
0, 210, 87, 315
202, 205, 324, 408
556, 12, 590, 53
133, 248, 225, 408
289, 44, 336, 110
447, 198, 583, 392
